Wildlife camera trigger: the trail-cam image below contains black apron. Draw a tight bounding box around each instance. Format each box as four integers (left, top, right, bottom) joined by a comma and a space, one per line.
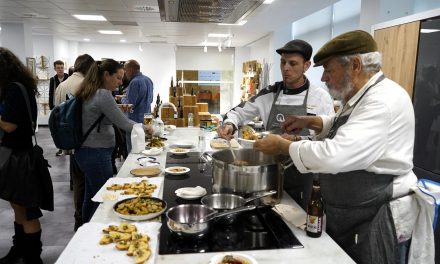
320, 75, 399, 264
266, 83, 313, 209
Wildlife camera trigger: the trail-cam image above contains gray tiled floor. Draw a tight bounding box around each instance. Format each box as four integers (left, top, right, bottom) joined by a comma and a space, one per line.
0, 127, 123, 264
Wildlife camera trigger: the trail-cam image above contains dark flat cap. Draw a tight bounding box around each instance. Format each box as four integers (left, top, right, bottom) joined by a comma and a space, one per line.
276, 39, 313, 61
313, 30, 378, 66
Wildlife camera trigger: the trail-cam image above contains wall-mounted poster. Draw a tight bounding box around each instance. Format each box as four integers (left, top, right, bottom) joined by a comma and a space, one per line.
26, 57, 36, 76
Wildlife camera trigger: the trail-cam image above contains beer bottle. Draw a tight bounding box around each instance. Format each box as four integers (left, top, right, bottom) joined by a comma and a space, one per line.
306, 177, 323, 238
170, 76, 174, 88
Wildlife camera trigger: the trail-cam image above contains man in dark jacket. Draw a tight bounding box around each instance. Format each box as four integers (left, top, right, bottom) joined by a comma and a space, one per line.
49, 60, 68, 156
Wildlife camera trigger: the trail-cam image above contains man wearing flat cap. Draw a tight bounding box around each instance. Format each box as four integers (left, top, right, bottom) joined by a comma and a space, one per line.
255, 30, 424, 264
218, 39, 334, 208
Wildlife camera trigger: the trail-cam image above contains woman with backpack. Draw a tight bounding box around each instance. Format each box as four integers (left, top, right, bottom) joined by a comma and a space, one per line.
74, 59, 153, 222
0, 47, 54, 264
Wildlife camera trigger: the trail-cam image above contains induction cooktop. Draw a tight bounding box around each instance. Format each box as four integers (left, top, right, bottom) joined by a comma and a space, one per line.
158, 153, 303, 255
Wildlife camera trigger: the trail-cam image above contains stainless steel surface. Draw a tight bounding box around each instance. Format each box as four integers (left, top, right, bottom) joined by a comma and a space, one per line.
209, 149, 284, 203
158, 0, 265, 23
166, 204, 256, 237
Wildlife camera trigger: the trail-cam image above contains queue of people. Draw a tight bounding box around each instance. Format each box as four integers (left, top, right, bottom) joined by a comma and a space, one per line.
0, 29, 433, 264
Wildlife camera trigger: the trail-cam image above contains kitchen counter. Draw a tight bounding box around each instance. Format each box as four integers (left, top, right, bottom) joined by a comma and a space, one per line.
73, 128, 355, 264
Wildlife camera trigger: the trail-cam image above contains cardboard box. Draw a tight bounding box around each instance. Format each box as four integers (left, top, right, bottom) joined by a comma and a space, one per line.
182, 95, 196, 106
176, 86, 184, 96
160, 106, 174, 119
196, 102, 208, 112
176, 118, 185, 127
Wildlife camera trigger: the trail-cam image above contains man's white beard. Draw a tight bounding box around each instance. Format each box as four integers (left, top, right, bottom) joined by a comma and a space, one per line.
328, 73, 353, 104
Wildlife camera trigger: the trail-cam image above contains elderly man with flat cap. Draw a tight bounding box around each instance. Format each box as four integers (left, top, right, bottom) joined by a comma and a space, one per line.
218, 39, 334, 208
254, 30, 425, 264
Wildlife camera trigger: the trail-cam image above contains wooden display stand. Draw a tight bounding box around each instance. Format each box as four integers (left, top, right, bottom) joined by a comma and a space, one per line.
167, 82, 202, 127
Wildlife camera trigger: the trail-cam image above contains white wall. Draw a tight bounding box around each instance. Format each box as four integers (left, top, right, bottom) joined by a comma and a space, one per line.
77, 42, 176, 103
234, 47, 251, 108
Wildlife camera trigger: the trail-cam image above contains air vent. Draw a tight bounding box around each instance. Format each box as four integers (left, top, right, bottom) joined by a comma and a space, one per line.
109, 21, 139, 26
133, 5, 159, 12
158, 0, 264, 23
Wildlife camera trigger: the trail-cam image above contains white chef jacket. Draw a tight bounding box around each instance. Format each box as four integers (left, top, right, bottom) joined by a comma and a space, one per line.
289, 71, 419, 244
223, 79, 334, 134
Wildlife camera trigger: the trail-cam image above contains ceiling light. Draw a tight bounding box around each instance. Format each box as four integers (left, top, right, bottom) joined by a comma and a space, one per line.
421, 29, 440, 33
73, 14, 106, 21
98, 30, 123, 35
0, 26, 2, 31
218, 20, 247, 26
83, 38, 90, 41
204, 46, 207, 53
120, 39, 126, 43
208, 33, 230, 38
263, 0, 275, 4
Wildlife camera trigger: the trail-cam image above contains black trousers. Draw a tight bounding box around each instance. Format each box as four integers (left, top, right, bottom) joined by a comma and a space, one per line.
70, 155, 84, 230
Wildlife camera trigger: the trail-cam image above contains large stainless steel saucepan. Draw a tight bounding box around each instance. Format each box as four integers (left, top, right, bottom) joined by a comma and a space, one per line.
200, 149, 290, 203
166, 204, 256, 238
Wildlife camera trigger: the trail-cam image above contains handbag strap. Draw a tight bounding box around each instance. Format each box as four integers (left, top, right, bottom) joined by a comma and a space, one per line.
13, 82, 38, 146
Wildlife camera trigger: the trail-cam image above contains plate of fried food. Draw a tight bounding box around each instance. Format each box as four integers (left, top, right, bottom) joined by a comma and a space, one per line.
164, 166, 190, 176
146, 137, 167, 149
113, 197, 167, 221
209, 253, 258, 264
169, 148, 190, 156
56, 221, 161, 264
92, 177, 162, 202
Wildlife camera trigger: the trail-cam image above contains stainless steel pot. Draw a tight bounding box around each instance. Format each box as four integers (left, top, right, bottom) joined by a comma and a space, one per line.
201, 149, 285, 203
166, 204, 256, 238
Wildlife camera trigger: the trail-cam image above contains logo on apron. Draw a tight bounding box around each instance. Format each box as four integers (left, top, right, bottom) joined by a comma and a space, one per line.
276, 113, 285, 122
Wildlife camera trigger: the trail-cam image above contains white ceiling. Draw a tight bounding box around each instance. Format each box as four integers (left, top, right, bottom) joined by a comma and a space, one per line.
0, 0, 339, 47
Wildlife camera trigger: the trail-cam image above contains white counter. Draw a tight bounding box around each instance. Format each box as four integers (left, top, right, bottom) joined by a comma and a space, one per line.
78, 128, 355, 264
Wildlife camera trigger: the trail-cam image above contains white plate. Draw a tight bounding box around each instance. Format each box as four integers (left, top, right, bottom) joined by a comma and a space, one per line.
237, 137, 255, 148
175, 187, 207, 200
164, 166, 190, 175
173, 140, 195, 148
169, 148, 190, 155
164, 125, 176, 131
55, 222, 161, 264
209, 253, 258, 264
142, 147, 163, 156
91, 177, 163, 202
113, 197, 167, 221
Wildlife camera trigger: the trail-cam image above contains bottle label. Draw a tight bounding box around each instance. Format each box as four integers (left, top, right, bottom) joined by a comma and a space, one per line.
306, 215, 322, 233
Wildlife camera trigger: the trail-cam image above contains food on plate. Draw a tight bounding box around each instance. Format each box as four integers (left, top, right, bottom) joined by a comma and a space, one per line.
168, 167, 187, 173
147, 137, 165, 148
220, 255, 250, 264
172, 148, 186, 152
98, 223, 151, 264
115, 197, 164, 216
130, 167, 161, 177
241, 126, 258, 140
106, 180, 158, 197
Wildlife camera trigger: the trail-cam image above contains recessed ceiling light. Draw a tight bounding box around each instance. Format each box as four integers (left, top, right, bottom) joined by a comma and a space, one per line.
73, 14, 106, 21
120, 39, 127, 43
421, 29, 440, 33
83, 38, 90, 41
263, 0, 275, 4
208, 33, 230, 38
98, 30, 123, 35
218, 20, 247, 26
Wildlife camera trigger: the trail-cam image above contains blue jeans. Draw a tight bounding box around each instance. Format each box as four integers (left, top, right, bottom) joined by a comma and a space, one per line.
74, 147, 114, 222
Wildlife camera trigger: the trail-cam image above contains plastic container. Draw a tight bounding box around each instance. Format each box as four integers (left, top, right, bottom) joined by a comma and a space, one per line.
188, 113, 194, 127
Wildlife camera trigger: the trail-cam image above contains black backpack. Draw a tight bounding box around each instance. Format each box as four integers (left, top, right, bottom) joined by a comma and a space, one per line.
48, 96, 104, 150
